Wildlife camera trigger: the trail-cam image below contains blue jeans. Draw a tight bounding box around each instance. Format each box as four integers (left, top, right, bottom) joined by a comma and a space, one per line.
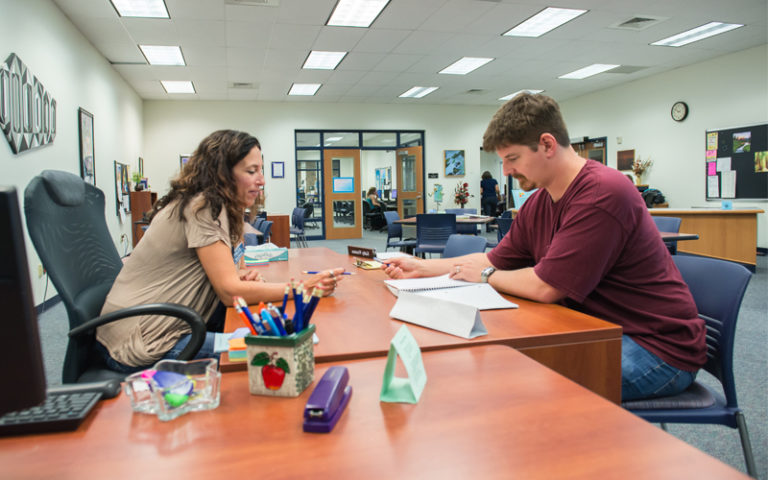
96, 332, 220, 374
621, 335, 697, 401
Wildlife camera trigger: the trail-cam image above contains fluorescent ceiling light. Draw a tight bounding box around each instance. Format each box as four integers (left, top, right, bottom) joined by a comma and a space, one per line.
503, 7, 587, 37
499, 89, 544, 101
289, 83, 321, 96
109, 0, 169, 18
161, 81, 195, 94
559, 64, 619, 79
439, 57, 493, 75
327, 0, 390, 28
303, 51, 347, 70
651, 22, 743, 47
139, 45, 185, 66
399, 86, 438, 98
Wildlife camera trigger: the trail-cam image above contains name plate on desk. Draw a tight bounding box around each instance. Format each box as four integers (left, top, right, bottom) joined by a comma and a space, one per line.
347, 245, 375, 259
389, 292, 488, 339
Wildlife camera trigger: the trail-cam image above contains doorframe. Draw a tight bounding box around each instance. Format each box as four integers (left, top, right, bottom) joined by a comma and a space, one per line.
294, 130, 426, 240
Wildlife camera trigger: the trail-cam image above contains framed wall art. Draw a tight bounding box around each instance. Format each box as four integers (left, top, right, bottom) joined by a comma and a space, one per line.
114, 161, 130, 216
444, 149, 465, 176
78, 108, 95, 185
180, 154, 191, 169
271, 161, 284, 178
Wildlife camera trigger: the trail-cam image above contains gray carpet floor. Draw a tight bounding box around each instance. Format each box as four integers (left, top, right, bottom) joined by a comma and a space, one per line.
37, 226, 766, 478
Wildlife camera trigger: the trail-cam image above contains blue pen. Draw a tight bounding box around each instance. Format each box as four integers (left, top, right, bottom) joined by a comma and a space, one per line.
303, 288, 322, 326
294, 285, 305, 332
236, 297, 264, 335
281, 284, 290, 314
268, 303, 287, 336
260, 309, 281, 336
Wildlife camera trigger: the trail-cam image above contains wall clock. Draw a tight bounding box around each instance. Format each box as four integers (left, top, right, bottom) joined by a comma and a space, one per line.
671, 101, 689, 122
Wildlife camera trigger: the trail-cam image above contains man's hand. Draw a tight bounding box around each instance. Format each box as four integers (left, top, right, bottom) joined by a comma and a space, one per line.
382, 256, 425, 279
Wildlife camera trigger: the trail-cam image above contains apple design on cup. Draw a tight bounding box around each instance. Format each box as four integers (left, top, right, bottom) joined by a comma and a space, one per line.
251, 351, 290, 390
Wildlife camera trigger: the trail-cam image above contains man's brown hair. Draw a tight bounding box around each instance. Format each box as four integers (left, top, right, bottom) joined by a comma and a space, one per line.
482, 93, 571, 153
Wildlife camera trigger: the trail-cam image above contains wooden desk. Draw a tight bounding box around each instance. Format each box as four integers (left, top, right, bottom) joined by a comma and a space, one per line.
266, 214, 290, 248
395, 215, 494, 225
661, 231, 700, 241
0, 347, 747, 479
649, 209, 763, 266
222, 248, 622, 403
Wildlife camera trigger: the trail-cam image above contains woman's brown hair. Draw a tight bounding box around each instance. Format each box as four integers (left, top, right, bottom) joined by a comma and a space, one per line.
149, 130, 261, 244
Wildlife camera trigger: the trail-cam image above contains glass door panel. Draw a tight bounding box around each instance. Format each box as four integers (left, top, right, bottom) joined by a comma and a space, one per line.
323, 149, 361, 240
396, 146, 423, 219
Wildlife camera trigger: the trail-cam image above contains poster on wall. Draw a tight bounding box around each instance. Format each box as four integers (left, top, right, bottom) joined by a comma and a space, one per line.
114, 161, 130, 217
444, 150, 465, 176
79, 108, 95, 185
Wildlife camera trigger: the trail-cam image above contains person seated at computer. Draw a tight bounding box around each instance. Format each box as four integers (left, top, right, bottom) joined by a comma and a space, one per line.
366, 187, 384, 212
383, 94, 705, 402
480, 171, 500, 217
95, 130, 345, 373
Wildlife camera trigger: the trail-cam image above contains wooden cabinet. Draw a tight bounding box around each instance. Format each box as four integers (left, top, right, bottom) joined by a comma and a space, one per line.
266, 214, 290, 248
130, 191, 157, 247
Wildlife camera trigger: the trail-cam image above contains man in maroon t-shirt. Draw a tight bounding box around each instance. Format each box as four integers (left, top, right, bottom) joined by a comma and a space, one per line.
384, 93, 705, 401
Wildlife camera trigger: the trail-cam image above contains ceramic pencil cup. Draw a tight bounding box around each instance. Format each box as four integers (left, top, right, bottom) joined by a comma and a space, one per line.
245, 324, 315, 397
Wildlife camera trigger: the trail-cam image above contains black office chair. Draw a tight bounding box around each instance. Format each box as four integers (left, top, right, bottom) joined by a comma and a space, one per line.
362, 200, 385, 231
622, 255, 756, 477
442, 234, 487, 258
24, 170, 206, 385
652, 216, 682, 254
414, 213, 456, 258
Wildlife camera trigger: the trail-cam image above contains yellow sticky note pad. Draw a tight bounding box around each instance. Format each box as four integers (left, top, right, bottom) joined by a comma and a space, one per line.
229, 337, 247, 350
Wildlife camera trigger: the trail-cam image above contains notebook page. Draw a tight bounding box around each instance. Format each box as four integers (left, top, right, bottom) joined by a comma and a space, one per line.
415, 284, 518, 310
384, 274, 474, 293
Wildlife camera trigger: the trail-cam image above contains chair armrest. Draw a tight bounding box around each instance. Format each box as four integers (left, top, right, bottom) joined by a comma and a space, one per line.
68, 303, 206, 361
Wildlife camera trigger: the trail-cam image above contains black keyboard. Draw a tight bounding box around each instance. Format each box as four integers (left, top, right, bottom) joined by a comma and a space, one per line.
0, 387, 102, 436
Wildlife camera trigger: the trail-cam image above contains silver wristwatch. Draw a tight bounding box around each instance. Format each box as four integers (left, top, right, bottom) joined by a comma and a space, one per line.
481, 266, 496, 283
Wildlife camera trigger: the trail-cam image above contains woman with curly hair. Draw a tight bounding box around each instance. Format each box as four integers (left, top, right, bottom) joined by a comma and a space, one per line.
95, 130, 343, 372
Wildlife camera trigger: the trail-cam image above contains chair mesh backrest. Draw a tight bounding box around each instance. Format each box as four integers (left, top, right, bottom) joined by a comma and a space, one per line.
443, 234, 487, 258
292, 207, 305, 230
673, 255, 751, 405
24, 170, 123, 382
653, 216, 681, 233
416, 213, 456, 245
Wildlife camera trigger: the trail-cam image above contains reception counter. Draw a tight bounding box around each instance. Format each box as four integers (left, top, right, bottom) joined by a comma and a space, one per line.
649, 209, 763, 267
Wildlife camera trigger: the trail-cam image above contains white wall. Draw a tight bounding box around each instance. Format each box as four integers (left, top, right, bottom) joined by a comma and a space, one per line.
142, 101, 497, 216
560, 44, 768, 247
1, 0, 143, 304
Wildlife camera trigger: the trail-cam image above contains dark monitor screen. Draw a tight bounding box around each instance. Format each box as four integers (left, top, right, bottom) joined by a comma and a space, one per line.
0, 186, 46, 415
332, 177, 354, 193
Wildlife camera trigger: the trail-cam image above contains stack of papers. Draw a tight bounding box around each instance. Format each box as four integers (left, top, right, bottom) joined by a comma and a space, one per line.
384, 274, 518, 311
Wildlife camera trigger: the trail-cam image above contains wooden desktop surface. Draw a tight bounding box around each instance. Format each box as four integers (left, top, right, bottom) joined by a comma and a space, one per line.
649, 209, 763, 266
0, 346, 747, 479
395, 215, 494, 224
222, 248, 622, 403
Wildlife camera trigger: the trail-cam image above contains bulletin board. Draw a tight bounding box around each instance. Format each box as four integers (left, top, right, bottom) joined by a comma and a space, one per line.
705, 123, 768, 200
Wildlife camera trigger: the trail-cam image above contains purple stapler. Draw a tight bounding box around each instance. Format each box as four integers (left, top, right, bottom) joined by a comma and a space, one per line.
303, 366, 352, 433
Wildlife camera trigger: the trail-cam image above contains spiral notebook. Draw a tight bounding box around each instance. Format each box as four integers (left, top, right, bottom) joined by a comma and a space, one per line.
384, 274, 518, 311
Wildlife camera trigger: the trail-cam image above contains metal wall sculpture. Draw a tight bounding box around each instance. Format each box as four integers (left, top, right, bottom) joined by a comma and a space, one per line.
0, 53, 57, 154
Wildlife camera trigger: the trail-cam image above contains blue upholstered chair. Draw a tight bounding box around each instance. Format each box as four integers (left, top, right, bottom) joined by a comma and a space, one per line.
414, 213, 456, 257
652, 216, 682, 254
622, 255, 756, 477
383, 211, 417, 252
290, 207, 308, 248
442, 234, 487, 258
445, 208, 479, 235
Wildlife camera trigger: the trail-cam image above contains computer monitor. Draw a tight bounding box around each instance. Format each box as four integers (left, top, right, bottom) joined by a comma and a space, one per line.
511, 188, 537, 209
0, 186, 47, 415
390, 189, 397, 200
383, 189, 390, 201
332, 177, 354, 193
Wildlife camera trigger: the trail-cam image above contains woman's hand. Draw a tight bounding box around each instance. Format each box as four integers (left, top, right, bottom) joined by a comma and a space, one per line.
239, 268, 265, 282
303, 267, 346, 297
